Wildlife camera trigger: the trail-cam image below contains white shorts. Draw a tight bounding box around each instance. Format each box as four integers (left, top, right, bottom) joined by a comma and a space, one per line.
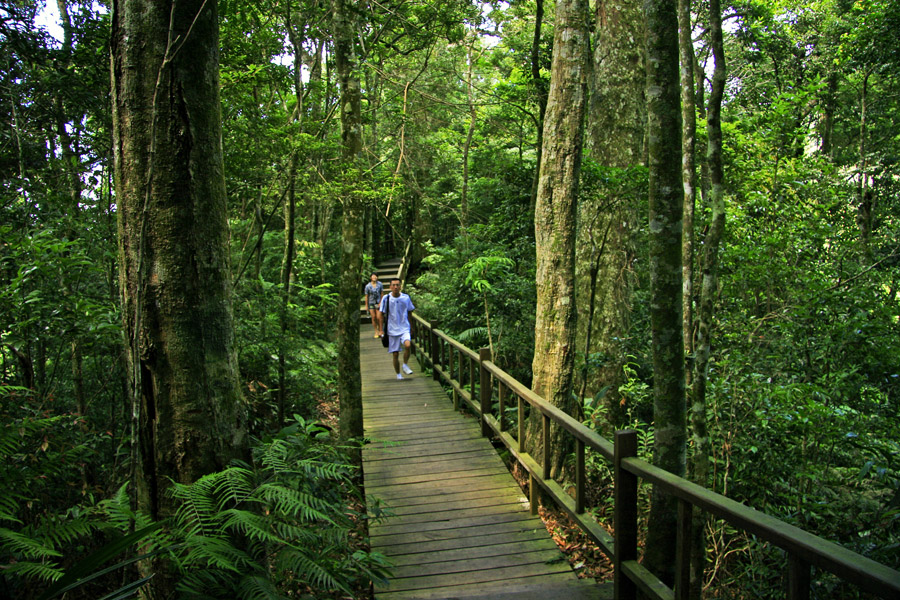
387, 331, 411, 353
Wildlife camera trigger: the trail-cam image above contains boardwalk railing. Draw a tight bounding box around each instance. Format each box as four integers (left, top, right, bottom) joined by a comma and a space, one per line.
409, 313, 900, 600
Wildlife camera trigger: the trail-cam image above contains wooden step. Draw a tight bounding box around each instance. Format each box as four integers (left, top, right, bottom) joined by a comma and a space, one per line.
376, 578, 612, 599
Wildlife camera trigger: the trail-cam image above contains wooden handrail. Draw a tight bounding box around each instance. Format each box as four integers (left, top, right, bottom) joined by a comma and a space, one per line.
407, 313, 900, 600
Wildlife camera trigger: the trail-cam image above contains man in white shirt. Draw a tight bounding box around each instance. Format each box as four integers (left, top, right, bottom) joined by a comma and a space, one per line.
378, 278, 416, 380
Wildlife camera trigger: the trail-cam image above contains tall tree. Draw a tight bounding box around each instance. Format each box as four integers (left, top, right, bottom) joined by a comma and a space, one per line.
528, 0, 590, 479
111, 0, 248, 592
332, 0, 365, 446
678, 0, 703, 595
577, 0, 646, 426
687, 0, 726, 593
642, 0, 686, 584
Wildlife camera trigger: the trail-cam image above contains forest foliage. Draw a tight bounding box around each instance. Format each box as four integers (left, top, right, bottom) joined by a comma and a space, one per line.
1, 0, 899, 597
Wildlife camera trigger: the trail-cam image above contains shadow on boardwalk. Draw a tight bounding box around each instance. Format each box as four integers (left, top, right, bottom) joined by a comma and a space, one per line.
360, 331, 611, 599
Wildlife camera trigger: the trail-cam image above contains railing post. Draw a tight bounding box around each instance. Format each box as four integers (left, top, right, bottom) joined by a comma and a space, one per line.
576, 439, 585, 514
450, 346, 458, 410
499, 383, 507, 432
430, 321, 440, 381
787, 554, 811, 600
542, 413, 551, 481
469, 354, 476, 401
479, 348, 491, 437
675, 498, 692, 600
614, 430, 638, 600
517, 396, 525, 453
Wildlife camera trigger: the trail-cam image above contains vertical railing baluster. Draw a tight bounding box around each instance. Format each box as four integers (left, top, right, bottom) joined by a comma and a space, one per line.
675, 498, 692, 600
450, 344, 458, 410
430, 321, 439, 380
517, 396, 525, 453
576, 439, 585, 514
787, 554, 811, 600
542, 413, 551, 481
469, 355, 476, 403
614, 430, 638, 600
499, 383, 507, 432
479, 348, 491, 437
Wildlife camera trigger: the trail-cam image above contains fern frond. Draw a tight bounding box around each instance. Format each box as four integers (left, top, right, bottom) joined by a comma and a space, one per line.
211, 467, 255, 507
236, 574, 283, 600
457, 326, 488, 342
0, 527, 62, 560
3, 560, 64, 582
32, 515, 95, 549
220, 510, 280, 545
180, 535, 253, 573
254, 485, 336, 525
275, 547, 346, 594
177, 569, 238, 599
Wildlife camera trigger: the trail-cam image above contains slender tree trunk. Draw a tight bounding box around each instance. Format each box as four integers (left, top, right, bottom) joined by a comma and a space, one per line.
332, 0, 364, 448
527, 0, 590, 480
528, 0, 549, 218
678, 0, 705, 596
278, 157, 297, 428
857, 70, 873, 260
111, 1, 248, 594
643, 0, 686, 585
577, 0, 645, 427
461, 34, 478, 235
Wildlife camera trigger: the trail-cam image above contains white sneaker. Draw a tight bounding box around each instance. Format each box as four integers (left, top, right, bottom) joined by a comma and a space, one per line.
396, 373, 404, 380
401, 364, 413, 375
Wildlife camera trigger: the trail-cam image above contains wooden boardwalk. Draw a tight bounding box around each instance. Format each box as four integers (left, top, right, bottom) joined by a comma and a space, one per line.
361, 331, 610, 599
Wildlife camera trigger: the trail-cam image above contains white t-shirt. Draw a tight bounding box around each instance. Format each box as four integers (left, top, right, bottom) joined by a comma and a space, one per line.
379, 293, 415, 336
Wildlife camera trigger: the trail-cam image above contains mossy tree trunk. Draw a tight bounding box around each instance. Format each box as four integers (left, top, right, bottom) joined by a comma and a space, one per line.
527, 0, 590, 480
688, 0, 727, 595
643, 0, 686, 585
577, 0, 645, 428
333, 0, 364, 448
111, 0, 248, 594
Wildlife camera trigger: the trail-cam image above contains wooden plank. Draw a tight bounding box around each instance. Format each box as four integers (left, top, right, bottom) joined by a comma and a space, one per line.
365, 464, 507, 488
377, 578, 611, 600
370, 500, 533, 530
365, 454, 503, 479
377, 526, 551, 557
367, 472, 518, 500
372, 487, 527, 516
376, 562, 575, 593
364, 438, 495, 461
365, 447, 488, 467
370, 509, 542, 538
389, 547, 565, 578
373, 519, 547, 550
369, 483, 522, 513
388, 538, 559, 568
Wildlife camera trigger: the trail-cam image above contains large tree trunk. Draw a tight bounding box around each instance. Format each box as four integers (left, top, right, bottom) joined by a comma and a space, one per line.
111, 0, 248, 594
642, 0, 686, 585
577, 0, 645, 428
332, 0, 364, 447
527, 0, 590, 480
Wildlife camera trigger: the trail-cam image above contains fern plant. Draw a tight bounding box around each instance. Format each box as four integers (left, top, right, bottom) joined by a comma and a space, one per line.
167, 416, 391, 599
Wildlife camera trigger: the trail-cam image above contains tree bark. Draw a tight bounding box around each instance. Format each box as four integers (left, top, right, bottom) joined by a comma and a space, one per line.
528, 0, 550, 218
527, 0, 590, 480
332, 0, 364, 448
577, 0, 645, 427
678, 0, 704, 596
643, 0, 686, 585
111, 1, 248, 594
